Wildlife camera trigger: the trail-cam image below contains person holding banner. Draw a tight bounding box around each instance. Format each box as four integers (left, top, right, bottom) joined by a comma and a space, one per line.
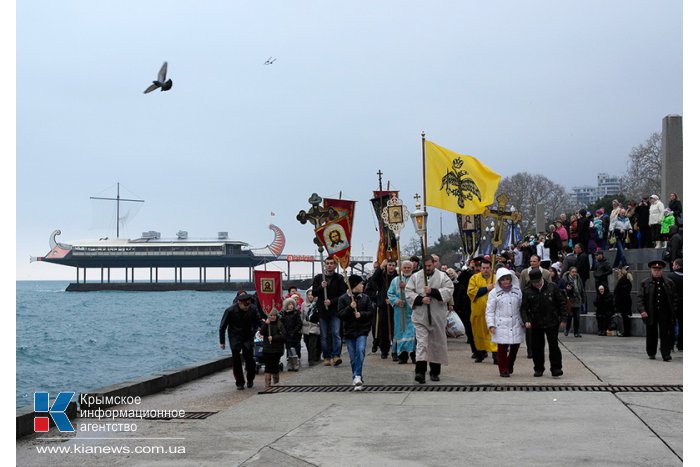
312, 257, 348, 366
387, 260, 417, 364
338, 275, 374, 390
405, 255, 454, 384
369, 258, 399, 360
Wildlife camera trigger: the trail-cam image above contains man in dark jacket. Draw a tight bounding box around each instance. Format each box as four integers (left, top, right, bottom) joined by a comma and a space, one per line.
369, 258, 399, 359
520, 269, 567, 377
639, 260, 679, 361
338, 274, 374, 390
219, 292, 259, 390
668, 259, 683, 351
454, 264, 477, 358
637, 197, 651, 248
364, 262, 379, 351
573, 243, 590, 312
576, 209, 590, 254
593, 249, 612, 289
667, 225, 682, 268
312, 257, 348, 366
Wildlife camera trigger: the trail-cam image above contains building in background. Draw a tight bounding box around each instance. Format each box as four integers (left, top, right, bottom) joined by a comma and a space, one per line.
569, 173, 622, 206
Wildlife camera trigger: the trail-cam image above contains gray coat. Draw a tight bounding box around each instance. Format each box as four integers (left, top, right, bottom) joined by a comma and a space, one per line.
405, 269, 454, 364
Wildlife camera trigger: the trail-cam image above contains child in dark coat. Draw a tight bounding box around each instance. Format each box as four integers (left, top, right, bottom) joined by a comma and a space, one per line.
280, 297, 303, 371
260, 309, 286, 388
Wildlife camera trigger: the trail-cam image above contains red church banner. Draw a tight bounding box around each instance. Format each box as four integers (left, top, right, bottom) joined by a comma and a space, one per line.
253, 270, 283, 315
315, 215, 353, 270
323, 198, 356, 228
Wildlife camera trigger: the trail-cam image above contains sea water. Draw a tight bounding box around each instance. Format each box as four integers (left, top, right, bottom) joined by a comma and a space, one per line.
15, 281, 242, 409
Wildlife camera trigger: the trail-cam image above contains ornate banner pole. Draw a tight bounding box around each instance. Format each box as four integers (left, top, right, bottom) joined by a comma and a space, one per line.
296, 193, 338, 301
482, 193, 521, 282
382, 193, 409, 332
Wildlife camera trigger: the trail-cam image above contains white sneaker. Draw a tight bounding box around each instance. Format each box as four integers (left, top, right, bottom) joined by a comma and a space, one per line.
352, 375, 362, 386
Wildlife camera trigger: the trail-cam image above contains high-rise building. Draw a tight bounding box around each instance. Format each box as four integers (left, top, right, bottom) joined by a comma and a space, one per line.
596, 173, 622, 197
568, 173, 622, 206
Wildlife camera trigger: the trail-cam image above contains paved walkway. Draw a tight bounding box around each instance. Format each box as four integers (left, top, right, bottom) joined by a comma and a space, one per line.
17, 335, 683, 466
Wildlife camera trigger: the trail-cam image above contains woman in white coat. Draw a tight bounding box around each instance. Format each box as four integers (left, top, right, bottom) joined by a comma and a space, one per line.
486, 268, 525, 377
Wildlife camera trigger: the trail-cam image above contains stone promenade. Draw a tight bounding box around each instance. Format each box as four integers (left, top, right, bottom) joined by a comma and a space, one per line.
17, 334, 683, 466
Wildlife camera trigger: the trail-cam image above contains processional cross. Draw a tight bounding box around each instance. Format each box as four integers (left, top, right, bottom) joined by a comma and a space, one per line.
296, 193, 339, 253
482, 193, 521, 255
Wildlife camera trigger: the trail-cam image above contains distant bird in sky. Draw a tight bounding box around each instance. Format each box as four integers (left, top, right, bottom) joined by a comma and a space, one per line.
263, 57, 277, 65
143, 62, 173, 94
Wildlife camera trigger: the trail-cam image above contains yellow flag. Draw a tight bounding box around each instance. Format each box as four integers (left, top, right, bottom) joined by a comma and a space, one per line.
425, 140, 501, 215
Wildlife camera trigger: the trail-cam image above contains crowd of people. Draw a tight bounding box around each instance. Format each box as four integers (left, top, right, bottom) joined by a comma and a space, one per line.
218, 193, 682, 389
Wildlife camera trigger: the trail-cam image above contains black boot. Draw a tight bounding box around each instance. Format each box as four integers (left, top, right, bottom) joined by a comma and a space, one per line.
415, 361, 427, 384
429, 362, 441, 381
492, 352, 499, 365
474, 351, 486, 363
410, 351, 416, 364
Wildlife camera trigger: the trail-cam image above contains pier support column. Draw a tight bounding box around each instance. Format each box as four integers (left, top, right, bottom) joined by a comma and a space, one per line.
131, 267, 135, 283
204, 268, 207, 283
150, 268, 153, 283
179, 267, 183, 283
155, 268, 158, 283
76, 268, 79, 284
101, 268, 104, 284
108, 268, 111, 284
83, 268, 86, 284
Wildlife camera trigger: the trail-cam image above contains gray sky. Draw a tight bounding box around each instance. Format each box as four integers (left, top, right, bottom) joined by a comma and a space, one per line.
16, 0, 683, 280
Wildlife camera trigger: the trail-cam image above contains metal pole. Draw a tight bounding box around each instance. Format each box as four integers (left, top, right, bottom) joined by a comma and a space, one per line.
421, 131, 428, 249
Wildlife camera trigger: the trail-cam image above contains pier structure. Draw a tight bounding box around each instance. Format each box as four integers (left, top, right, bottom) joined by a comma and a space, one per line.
32, 228, 375, 291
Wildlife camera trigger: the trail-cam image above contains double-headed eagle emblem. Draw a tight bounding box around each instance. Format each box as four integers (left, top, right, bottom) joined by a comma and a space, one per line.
439, 158, 482, 209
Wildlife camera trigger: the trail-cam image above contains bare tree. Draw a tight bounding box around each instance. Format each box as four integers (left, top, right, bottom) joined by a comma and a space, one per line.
496, 173, 574, 235
401, 236, 423, 257
620, 132, 662, 200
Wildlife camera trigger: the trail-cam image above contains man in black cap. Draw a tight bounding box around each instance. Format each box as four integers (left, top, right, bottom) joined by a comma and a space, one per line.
520, 268, 567, 377
639, 260, 679, 361
219, 291, 259, 390
338, 274, 373, 390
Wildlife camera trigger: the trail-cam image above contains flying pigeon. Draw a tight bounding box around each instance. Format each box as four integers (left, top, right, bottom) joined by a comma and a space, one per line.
143, 62, 172, 93
263, 57, 277, 65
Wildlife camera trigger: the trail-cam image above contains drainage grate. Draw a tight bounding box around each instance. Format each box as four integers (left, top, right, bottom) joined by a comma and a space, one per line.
80, 411, 219, 421
259, 384, 682, 394
143, 411, 218, 421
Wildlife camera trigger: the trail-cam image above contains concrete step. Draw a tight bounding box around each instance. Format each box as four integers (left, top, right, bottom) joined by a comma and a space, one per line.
577, 314, 646, 337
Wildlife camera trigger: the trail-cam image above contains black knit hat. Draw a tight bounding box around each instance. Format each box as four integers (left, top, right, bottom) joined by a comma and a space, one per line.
348, 274, 363, 289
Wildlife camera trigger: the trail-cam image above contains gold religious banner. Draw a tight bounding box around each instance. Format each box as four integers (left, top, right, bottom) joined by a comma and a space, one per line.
482, 193, 521, 251
381, 194, 410, 256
